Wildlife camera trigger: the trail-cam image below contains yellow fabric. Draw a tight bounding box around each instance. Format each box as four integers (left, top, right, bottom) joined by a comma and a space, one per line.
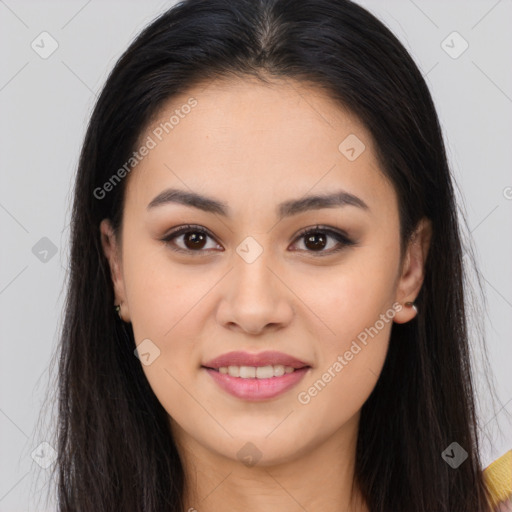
483, 450, 512, 509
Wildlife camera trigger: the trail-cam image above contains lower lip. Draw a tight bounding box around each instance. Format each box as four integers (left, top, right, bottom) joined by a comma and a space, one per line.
203, 367, 310, 401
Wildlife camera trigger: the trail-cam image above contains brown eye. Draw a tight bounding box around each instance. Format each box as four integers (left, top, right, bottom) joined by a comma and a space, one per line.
291, 225, 356, 255
182, 231, 207, 250
161, 225, 221, 254
304, 232, 328, 251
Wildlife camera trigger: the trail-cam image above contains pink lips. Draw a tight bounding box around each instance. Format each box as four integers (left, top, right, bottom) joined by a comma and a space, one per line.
202, 350, 311, 401
202, 350, 310, 370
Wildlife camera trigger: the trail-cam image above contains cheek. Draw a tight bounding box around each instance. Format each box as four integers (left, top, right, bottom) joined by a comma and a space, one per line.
294, 339, 389, 447
292, 251, 398, 418
295, 303, 393, 436
122, 238, 205, 339
297, 253, 399, 345
121, 241, 208, 393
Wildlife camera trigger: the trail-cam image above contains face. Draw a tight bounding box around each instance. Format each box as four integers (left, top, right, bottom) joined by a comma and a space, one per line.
101, 77, 430, 469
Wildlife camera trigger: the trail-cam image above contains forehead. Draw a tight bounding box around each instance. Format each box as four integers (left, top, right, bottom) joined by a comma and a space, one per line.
125, 77, 394, 217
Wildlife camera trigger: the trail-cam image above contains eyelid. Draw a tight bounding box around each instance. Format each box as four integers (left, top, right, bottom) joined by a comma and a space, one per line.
294, 224, 353, 243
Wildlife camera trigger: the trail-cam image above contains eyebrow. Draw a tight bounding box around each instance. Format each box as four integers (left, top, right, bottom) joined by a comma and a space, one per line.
146, 187, 369, 218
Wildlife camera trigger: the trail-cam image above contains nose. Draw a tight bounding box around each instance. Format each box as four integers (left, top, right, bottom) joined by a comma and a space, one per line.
216, 251, 295, 335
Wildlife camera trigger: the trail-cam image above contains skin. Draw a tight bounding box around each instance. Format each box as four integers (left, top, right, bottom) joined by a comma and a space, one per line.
100, 76, 431, 512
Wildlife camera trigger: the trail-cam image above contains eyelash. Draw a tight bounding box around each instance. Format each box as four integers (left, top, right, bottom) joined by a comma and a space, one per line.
160, 224, 356, 257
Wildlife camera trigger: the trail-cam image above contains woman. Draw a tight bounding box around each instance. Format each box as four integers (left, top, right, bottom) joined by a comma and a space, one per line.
51, 0, 509, 510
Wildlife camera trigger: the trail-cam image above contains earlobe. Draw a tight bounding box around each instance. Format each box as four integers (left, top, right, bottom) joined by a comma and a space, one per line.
393, 301, 418, 324
393, 217, 432, 324
100, 219, 130, 322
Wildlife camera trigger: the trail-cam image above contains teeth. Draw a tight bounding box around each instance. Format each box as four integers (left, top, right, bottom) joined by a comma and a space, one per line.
217, 365, 297, 378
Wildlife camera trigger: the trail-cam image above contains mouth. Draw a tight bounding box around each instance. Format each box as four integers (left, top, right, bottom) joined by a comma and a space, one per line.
201, 350, 312, 401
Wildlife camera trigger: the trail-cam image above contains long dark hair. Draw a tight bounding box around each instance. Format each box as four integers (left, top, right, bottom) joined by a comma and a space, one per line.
47, 0, 496, 509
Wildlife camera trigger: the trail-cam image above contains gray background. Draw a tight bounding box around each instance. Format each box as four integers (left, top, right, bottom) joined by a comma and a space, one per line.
1, 1, 511, 510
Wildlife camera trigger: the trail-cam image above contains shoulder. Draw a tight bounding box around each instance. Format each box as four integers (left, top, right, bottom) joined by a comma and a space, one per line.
483, 450, 512, 511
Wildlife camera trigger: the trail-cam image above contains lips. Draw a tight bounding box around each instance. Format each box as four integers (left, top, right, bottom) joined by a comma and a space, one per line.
204, 366, 310, 401
202, 350, 311, 370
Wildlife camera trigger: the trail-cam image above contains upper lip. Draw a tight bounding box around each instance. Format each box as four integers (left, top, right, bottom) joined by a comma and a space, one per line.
202, 350, 311, 370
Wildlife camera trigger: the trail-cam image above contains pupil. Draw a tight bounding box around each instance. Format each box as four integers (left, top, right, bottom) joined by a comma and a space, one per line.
185, 232, 206, 250
305, 233, 326, 251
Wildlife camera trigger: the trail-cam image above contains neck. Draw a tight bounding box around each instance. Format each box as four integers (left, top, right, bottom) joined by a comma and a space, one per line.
173, 413, 368, 512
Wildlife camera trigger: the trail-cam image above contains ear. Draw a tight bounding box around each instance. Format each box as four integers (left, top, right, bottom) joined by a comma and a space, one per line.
393, 217, 432, 324
100, 219, 130, 322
